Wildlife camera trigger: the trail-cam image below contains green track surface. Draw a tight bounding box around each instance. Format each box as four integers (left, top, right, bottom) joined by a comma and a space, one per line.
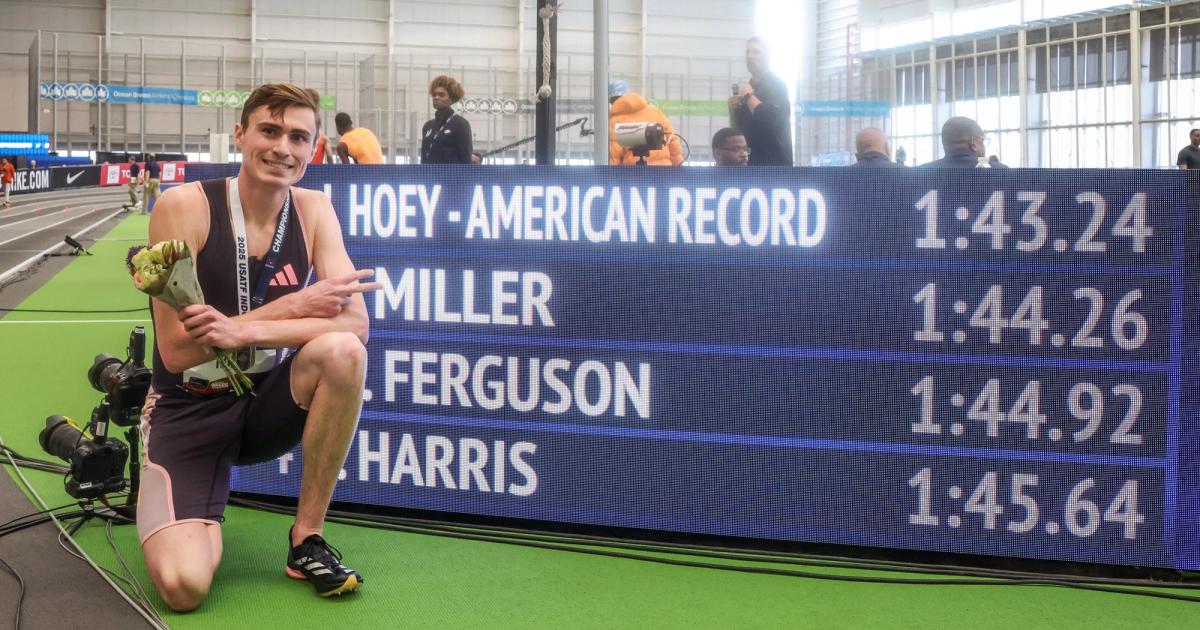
2, 214, 1197, 628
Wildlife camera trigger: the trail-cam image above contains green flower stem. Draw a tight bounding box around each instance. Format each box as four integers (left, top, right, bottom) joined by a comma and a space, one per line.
214, 350, 255, 396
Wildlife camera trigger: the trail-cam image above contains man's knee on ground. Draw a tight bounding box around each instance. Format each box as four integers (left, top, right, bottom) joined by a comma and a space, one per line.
149, 561, 213, 612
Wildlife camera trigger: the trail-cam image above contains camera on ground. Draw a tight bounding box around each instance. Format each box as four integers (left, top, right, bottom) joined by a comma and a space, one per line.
39, 326, 150, 501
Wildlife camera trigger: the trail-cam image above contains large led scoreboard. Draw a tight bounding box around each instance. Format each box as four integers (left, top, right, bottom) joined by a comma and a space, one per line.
188, 164, 1200, 571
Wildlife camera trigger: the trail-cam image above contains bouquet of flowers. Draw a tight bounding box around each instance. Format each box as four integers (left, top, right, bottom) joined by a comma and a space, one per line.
127, 240, 254, 395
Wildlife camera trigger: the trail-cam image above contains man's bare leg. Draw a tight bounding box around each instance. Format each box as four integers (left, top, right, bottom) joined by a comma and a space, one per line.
142, 521, 223, 612
288, 331, 367, 545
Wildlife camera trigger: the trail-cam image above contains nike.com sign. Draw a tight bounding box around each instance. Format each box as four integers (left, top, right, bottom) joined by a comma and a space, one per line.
10, 168, 52, 193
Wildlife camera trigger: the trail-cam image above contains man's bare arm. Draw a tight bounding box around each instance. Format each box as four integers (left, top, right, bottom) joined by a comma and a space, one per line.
179, 188, 379, 353
147, 183, 218, 373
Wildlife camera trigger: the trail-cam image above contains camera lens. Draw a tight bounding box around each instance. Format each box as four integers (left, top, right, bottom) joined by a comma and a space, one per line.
87, 354, 122, 393
39, 415, 85, 463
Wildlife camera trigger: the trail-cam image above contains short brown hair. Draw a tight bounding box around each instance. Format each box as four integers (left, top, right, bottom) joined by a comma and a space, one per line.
239, 83, 321, 133
429, 75, 465, 103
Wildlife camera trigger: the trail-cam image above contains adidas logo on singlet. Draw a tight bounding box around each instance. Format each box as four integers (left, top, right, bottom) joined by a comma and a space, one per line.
268, 263, 300, 287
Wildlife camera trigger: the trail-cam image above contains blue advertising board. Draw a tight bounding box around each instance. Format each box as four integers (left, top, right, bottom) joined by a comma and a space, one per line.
187, 163, 1200, 570
39, 82, 196, 105
0, 133, 51, 156
797, 100, 891, 117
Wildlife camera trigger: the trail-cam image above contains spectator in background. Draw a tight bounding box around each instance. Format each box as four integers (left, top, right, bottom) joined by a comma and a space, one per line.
608, 79, 683, 166
334, 112, 383, 164
728, 37, 793, 166
305, 89, 332, 165
126, 154, 142, 210
1177, 128, 1200, 170
711, 128, 749, 166
895, 146, 907, 166
1, 157, 13, 208
851, 128, 898, 167
988, 155, 1010, 169
311, 132, 332, 164
921, 117, 988, 168
420, 75, 474, 164
144, 152, 162, 210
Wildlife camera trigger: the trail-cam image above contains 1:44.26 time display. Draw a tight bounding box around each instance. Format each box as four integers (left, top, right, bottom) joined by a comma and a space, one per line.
913, 283, 1151, 351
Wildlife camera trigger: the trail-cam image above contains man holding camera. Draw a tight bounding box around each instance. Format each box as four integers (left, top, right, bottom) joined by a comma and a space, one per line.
139, 83, 380, 611
607, 79, 683, 166
728, 37, 793, 166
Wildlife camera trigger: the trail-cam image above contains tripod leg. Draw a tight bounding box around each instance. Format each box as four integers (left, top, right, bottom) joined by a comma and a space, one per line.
117, 427, 141, 521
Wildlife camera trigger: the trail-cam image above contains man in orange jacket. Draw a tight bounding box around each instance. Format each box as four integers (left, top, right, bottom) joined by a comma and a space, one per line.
2, 157, 15, 208
608, 80, 683, 166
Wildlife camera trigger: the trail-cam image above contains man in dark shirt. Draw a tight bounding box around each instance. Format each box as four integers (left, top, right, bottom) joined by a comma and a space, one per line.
1177, 128, 1200, 170
711, 128, 749, 166
921, 117, 987, 169
126, 154, 142, 210
728, 37, 793, 166
851, 128, 898, 167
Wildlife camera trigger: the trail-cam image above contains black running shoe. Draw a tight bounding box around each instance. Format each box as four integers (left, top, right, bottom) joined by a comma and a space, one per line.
285, 531, 363, 597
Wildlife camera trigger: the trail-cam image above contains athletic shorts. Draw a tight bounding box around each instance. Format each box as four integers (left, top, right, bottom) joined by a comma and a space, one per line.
137, 353, 307, 543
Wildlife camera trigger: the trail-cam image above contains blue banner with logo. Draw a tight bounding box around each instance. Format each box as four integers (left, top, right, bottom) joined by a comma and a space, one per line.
184, 163, 1200, 570
39, 82, 196, 105
797, 100, 891, 117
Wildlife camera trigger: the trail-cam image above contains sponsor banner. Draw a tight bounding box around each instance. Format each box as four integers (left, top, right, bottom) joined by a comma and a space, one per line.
197, 89, 250, 109
42, 81, 336, 110
654, 99, 732, 117
50, 165, 102, 189
107, 85, 197, 105
811, 151, 856, 166
9, 168, 53, 194
195, 90, 336, 110
100, 162, 188, 187
39, 82, 195, 105
456, 97, 521, 116
796, 100, 891, 117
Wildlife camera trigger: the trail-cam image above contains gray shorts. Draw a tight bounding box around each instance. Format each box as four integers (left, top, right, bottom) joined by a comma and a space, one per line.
137, 354, 307, 543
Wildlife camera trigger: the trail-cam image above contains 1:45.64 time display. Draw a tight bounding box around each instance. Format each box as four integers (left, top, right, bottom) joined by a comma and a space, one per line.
907, 468, 1146, 540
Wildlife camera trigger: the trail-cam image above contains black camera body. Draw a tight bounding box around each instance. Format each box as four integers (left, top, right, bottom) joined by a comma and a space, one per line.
88, 327, 152, 427
39, 414, 128, 499
39, 326, 149, 501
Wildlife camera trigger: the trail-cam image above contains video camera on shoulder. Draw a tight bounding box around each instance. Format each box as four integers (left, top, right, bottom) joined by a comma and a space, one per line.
38, 326, 151, 500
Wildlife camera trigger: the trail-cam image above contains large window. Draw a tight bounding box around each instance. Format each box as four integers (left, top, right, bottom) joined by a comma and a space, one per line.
884, 31, 1026, 166
1141, 7, 1200, 166
867, 3, 1200, 167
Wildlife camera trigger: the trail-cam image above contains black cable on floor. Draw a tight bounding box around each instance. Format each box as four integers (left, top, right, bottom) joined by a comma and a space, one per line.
1, 504, 81, 533
0, 512, 88, 539
0, 556, 25, 630
0, 446, 69, 475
